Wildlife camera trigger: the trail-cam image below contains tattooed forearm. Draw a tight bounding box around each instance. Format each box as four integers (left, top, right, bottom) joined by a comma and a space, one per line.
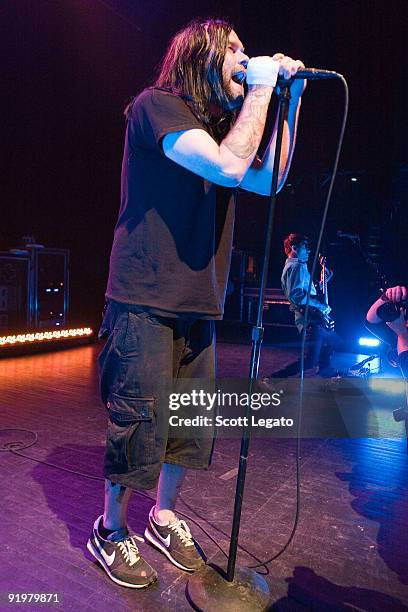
223, 87, 272, 159
223, 118, 261, 159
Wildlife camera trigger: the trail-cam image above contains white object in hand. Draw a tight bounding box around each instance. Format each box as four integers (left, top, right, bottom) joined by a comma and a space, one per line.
246, 56, 280, 87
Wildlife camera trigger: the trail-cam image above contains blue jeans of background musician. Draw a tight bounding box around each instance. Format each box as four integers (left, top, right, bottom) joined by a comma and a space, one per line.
301, 322, 341, 370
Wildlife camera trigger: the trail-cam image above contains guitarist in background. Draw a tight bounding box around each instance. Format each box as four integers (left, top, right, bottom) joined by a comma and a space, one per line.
271, 232, 339, 377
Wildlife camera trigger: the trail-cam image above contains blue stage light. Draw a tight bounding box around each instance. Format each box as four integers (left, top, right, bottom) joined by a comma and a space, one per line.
358, 337, 380, 347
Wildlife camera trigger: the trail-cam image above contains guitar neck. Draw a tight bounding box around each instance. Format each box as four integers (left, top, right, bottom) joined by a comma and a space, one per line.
321, 263, 329, 306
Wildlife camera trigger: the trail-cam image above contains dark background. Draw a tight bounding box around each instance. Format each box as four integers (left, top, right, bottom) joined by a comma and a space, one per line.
2, 0, 407, 339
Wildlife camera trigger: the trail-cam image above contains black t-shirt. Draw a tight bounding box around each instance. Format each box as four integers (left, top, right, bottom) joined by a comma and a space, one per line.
106, 87, 236, 319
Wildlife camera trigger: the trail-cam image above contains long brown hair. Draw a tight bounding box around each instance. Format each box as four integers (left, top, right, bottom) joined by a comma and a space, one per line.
154, 18, 237, 141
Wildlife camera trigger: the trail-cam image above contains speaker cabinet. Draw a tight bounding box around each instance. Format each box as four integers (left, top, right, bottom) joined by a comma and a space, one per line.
0, 248, 69, 332
0, 254, 30, 332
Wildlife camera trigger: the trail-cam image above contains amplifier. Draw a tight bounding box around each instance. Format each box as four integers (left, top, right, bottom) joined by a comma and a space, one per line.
0, 248, 69, 332
224, 251, 259, 322
0, 254, 30, 331
32, 248, 69, 329
244, 287, 296, 327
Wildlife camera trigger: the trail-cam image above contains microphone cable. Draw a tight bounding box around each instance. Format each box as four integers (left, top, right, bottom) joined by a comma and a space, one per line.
249, 74, 349, 569
0, 428, 270, 574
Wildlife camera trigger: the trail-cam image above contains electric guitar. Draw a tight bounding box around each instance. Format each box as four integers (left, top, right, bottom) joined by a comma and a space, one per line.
316, 254, 335, 331
298, 255, 335, 331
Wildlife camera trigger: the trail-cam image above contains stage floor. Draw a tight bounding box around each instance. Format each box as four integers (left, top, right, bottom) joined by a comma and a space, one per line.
1, 341, 408, 611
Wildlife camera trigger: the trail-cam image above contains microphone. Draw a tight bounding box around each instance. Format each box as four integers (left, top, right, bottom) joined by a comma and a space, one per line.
337, 231, 359, 240
234, 67, 342, 85
278, 68, 341, 81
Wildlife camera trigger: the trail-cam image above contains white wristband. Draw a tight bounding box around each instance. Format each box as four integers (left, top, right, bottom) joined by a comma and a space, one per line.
246, 56, 280, 87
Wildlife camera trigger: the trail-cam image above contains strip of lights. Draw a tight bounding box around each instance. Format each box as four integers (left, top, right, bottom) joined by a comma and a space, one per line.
0, 327, 93, 347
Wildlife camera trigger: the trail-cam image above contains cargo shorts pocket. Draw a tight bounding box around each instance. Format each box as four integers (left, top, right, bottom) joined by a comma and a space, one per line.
106, 393, 156, 470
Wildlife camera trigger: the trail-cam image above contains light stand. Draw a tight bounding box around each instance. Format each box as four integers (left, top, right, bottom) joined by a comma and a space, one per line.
187, 81, 293, 611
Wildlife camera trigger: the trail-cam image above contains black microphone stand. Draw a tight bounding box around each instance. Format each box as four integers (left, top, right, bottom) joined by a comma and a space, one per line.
187, 81, 293, 612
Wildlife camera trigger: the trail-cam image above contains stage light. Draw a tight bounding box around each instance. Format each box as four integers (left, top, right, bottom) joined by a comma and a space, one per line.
351, 177, 358, 182
0, 327, 93, 347
358, 337, 380, 347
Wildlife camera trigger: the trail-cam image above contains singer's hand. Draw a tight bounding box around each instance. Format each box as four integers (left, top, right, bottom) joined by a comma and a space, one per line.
385, 286, 407, 304
272, 53, 307, 99
246, 56, 280, 88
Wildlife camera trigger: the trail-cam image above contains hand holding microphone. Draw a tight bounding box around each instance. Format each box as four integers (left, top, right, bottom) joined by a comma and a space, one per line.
246, 56, 280, 87
272, 53, 306, 80
272, 53, 307, 99
246, 54, 307, 99
246, 52, 339, 91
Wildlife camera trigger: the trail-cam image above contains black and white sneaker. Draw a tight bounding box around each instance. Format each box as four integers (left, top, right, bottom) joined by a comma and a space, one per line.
144, 507, 205, 572
87, 516, 158, 588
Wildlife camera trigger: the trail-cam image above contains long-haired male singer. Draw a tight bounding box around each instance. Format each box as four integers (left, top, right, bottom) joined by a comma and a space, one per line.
87, 18, 306, 588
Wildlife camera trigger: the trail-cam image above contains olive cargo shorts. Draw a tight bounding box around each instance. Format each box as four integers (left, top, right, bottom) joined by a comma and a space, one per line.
98, 300, 216, 489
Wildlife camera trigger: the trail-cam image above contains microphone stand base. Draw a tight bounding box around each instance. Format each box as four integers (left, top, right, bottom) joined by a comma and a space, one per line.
186, 564, 271, 612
